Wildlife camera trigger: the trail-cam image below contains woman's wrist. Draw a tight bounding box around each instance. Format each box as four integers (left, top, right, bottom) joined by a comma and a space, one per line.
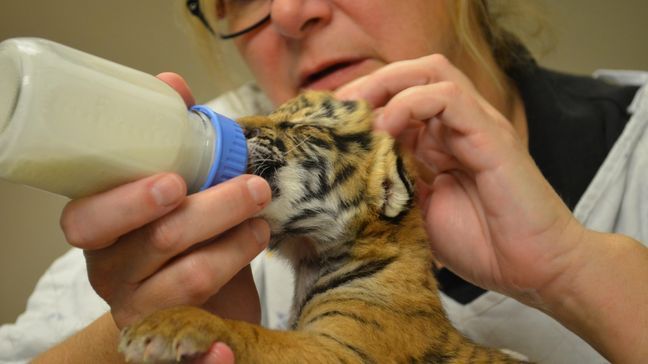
536, 230, 648, 363
33, 312, 124, 363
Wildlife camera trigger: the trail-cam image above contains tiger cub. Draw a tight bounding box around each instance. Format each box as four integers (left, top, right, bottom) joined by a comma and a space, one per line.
119, 91, 528, 363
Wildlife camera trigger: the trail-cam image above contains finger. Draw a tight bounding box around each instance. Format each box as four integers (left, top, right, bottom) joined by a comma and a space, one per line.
415, 118, 462, 174
95, 175, 272, 285
157, 72, 196, 107
60, 173, 187, 250
372, 106, 417, 138
392, 121, 423, 154
118, 218, 270, 324
203, 265, 261, 323
334, 74, 371, 100
336, 54, 473, 107
375, 82, 461, 136
336, 58, 435, 105
194, 342, 236, 364
378, 82, 519, 173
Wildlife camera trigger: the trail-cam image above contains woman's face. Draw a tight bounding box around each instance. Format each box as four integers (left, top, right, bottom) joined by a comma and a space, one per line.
232, 0, 459, 106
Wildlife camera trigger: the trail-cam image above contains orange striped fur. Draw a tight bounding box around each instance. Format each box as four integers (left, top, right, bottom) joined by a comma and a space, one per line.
119, 91, 529, 363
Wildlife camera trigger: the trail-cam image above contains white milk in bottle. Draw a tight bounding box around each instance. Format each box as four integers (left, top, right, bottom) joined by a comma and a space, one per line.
0, 38, 247, 198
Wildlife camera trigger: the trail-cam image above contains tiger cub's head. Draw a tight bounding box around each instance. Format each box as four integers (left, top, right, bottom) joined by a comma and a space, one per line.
239, 91, 414, 256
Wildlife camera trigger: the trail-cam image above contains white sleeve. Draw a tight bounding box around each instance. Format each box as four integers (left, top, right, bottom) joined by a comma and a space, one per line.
0, 248, 109, 364
205, 82, 274, 118
250, 250, 294, 330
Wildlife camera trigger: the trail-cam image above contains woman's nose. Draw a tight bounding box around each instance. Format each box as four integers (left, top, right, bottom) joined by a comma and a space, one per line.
269, 0, 332, 39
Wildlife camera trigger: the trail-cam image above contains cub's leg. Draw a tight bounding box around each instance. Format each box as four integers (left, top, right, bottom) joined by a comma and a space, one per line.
119, 306, 365, 363
119, 306, 528, 363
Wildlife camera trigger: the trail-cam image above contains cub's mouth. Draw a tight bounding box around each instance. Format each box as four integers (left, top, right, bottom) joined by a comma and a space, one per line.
245, 132, 284, 197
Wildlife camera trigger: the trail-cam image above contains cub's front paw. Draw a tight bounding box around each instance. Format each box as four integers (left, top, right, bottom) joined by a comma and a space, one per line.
118, 306, 228, 363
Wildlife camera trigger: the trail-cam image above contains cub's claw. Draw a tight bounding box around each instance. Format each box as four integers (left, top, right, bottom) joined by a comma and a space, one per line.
118, 307, 222, 363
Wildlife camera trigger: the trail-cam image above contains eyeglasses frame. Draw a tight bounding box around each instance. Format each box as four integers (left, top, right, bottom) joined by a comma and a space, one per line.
186, 0, 271, 40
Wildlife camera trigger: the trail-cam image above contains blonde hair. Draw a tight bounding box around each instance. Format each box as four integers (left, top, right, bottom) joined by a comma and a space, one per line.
450, 0, 551, 88
179, 0, 550, 93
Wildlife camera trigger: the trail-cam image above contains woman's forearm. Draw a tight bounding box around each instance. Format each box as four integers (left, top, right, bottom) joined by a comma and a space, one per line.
31, 265, 259, 363
32, 312, 124, 363
540, 231, 648, 363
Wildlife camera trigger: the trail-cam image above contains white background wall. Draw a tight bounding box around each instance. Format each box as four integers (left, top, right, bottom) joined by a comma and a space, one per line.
1, 0, 647, 324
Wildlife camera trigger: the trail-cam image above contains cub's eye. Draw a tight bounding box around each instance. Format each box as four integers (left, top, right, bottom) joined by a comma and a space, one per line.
243, 128, 261, 139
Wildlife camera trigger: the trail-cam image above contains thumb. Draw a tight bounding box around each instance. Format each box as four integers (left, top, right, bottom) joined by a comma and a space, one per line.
194, 342, 236, 364
157, 72, 196, 107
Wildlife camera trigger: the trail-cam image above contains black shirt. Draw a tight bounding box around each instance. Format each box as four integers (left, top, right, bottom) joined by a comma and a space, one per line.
437, 62, 639, 304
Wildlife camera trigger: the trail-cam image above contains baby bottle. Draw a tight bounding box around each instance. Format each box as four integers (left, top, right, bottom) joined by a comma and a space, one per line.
0, 37, 247, 199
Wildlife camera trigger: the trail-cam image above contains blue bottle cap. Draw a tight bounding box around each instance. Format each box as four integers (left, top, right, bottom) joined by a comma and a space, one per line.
190, 105, 248, 189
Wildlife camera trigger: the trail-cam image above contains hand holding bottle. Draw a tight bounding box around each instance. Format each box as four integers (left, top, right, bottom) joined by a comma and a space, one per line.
1, 37, 269, 329
60, 73, 271, 330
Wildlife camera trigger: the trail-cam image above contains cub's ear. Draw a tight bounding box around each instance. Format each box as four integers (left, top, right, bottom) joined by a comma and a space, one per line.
381, 155, 414, 220
369, 138, 414, 220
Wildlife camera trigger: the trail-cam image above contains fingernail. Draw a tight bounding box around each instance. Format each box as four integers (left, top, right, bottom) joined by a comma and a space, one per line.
250, 219, 270, 246
151, 175, 183, 207
247, 176, 271, 206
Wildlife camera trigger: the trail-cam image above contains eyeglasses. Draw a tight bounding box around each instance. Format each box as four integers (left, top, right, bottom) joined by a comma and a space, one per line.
187, 0, 271, 40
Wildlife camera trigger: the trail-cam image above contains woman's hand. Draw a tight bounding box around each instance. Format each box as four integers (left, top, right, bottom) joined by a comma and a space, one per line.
335, 55, 585, 306
60, 73, 272, 331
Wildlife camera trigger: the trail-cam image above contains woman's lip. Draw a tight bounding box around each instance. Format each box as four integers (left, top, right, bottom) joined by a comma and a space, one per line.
300, 59, 375, 91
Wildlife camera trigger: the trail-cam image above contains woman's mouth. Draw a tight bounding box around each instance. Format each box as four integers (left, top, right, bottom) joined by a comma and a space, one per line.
300, 59, 372, 91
